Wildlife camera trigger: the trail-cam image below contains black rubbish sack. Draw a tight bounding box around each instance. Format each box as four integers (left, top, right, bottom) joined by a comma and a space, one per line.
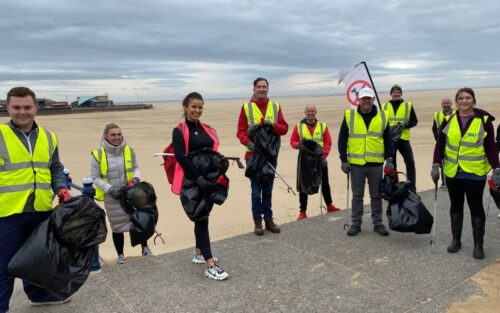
296, 139, 323, 195
379, 174, 411, 201
386, 191, 434, 234
120, 181, 159, 247
8, 196, 107, 299
245, 124, 280, 181
180, 148, 229, 222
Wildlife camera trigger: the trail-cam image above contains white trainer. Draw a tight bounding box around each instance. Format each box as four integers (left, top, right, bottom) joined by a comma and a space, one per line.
204, 263, 229, 281
192, 253, 218, 264
116, 254, 125, 264
142, 246, 153, 256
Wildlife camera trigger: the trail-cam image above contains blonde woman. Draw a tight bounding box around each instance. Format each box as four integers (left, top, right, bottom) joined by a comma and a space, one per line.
91, 123, 151, 264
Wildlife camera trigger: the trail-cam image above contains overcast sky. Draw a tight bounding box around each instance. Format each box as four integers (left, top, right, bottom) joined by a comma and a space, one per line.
1, 0, 499, 102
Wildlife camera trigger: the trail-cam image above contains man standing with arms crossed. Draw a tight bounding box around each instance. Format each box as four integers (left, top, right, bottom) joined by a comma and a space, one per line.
383, 85, 418, 193
432, 97, 455, 188
290, 104, 341, 220
0, 87, 71, 312
338, 87, 394, 236
237, 78, 288, 235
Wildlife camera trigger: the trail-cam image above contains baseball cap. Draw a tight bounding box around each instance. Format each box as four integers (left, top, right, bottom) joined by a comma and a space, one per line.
358, 87, 375, 98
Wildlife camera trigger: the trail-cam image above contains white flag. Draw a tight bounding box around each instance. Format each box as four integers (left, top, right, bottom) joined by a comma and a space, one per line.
338, 61, 379, 108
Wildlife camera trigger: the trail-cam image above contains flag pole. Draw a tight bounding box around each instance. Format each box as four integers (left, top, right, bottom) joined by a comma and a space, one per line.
361, 61, 381, 106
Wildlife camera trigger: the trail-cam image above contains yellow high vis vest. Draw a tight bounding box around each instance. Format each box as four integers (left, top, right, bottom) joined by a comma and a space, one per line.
92, 145, 134, 201
297, 121, 326, 147
433, 110, 455, 128
443, 114, 490, 178
0, 124, 56, 218
383, 101, 413, 140
243, 100, 280, 152
345, 108, 388, 165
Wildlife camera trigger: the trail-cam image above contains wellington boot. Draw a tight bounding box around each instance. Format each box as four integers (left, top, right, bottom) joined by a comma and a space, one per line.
447, 212, 463, 253
472, 216, 485, 259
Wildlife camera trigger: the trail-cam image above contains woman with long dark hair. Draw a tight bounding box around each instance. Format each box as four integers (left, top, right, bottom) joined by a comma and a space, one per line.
432, 87, 500, 259
171, 92, 229, 280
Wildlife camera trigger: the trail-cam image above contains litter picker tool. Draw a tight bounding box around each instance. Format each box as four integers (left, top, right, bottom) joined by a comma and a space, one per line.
252, 149, 296, 196
154, 152, 245, 169
430, 181, 438, 250
343, 172, 350, 231
319, 183, 325, 215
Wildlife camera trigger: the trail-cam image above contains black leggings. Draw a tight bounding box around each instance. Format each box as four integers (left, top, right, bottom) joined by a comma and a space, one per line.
446, 177, 486, 219
112, 232, 147, 255
194, 219, 212, 260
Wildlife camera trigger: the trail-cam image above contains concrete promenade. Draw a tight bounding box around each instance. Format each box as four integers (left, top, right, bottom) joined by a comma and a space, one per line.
10, 187, 500, 313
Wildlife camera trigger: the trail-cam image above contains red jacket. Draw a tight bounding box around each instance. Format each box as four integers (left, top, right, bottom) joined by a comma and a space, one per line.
236, 97, 288, 160
290, 119, 332, 158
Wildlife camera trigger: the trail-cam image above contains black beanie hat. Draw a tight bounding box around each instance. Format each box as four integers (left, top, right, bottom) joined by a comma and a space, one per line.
390, 84, 402, 94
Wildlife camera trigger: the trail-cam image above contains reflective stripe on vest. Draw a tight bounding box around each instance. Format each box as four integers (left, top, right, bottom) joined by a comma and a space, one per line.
297, 121, 326, 147
243, 101, 280, 152
443, 115, 490, 177
92, 145, 134, 201
345, 108, 387, 165
434, 110, 455, 128
172, 121, 219, 195
383, 101, 412, 140
0, 124, 56, 217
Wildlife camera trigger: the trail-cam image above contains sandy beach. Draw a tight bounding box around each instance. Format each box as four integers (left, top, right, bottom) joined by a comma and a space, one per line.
2, 88, 499, 261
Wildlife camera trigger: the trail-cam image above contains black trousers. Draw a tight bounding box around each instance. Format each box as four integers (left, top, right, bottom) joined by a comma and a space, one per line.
393, 139, 416, 193
195, 218, 212, 260
112, 232, 147, 255
299, 160, 333, 212
446, 177, 486, 219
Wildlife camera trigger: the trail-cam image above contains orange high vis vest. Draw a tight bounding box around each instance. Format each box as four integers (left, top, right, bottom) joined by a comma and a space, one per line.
172, 121, 219, 195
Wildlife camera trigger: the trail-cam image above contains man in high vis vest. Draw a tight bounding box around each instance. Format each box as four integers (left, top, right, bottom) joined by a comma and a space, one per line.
383, 84, 418, 193
338, 87, 394, 237
237, 77, 288, 235
432, 97, 455, 188
0, 87, 71, 312
290, 104, 341, 220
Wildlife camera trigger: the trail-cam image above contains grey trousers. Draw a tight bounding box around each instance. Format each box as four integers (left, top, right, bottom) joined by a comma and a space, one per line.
350, 164, 383, 226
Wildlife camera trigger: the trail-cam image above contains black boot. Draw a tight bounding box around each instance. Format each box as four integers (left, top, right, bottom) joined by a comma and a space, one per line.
447, 212, 463, 253
471, 216, 485, 259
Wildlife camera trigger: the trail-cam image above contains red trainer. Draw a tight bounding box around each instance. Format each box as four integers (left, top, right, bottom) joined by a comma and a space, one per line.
326, 204, 341, 213
297, 212, 308, 220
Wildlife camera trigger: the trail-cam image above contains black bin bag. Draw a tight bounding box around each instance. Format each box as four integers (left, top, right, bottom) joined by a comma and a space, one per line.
8, 196, 107, 299
120, 182, 159, 247
381, 175, 434, 234
296, 139, 323, 195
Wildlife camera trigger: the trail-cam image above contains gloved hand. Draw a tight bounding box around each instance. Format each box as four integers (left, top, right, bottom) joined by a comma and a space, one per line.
128, 177, 140, 186
57, 188, 72, 203
431, 163, 440, 185
384, 158, 396, 176
246, 141, 256, 151
341, 162, 351, 174
297, 140, 305, 151
195, 176, 216, 191
493, 168, 500, 188
108, 187, 122, 200
262, 120, 274, 127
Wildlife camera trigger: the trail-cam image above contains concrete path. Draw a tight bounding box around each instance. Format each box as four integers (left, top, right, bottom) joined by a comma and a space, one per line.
9, 187, 500, 313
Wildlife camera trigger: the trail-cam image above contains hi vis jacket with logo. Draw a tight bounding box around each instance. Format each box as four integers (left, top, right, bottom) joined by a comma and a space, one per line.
345, 108, 388, 165
242, 100, 279, 152
0, 124, 57, 217
92, 145, 135, 201
443, 114, 490, 177
383, 101, 413, 140
297, 120, 327, 148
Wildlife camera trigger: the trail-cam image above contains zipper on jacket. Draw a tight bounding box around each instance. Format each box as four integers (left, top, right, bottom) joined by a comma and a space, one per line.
22, 130, 37, 190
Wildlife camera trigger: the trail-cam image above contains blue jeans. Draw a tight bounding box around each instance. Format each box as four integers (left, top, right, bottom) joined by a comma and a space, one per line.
0, 212, 63, 313
250, 177, 276, 220
91, 247, 101, 271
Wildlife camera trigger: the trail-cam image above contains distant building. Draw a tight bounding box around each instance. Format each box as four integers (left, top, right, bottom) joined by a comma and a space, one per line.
36, 98, 70, 109
71, 95, 113, 107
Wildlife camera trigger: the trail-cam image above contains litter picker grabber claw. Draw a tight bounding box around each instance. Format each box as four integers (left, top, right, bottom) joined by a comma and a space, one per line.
153, 153, 245, 169
343, 172, 350, 231
263, 158, 297, 196
430, 181, 438, 250
154, 231, 166, 245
